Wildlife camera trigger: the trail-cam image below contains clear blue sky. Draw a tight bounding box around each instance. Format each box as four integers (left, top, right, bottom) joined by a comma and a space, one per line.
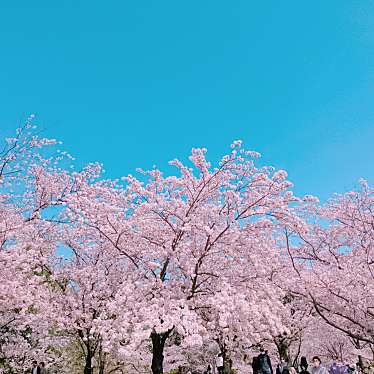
0, 1, 373, 200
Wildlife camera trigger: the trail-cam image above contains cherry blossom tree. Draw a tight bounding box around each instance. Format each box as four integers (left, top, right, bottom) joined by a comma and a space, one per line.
0, 120, 72, 371
15, 160, 140, 374
286, 181, 374, 363
4, 120, 373, 374
61, 141, 306, 374
301, 319, 366, 364
267, 293, 313, 366
44, 237, 136, 374
197, 233, 288, 370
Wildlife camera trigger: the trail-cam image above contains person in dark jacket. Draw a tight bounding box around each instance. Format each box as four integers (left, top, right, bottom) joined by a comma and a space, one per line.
253, 356, 260, 374
299, 357, 310, 374
31, 361, 41, 374
258, 350, 273, 374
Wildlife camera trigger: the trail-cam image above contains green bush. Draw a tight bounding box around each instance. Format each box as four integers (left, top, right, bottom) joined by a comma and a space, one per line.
166, 369, 179, 374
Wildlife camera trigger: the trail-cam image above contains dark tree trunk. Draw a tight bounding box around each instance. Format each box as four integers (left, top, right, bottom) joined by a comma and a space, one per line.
99, 359, 105, 374
223, 360, 231, 374
84, 352, 93, 374
151, 330, 172, 374
275, 338, 290, 363
223, 354, 232, 374
98, 344, 106, 374
220, 346, 231, 374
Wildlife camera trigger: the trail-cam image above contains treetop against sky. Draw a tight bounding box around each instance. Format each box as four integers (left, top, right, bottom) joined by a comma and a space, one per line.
0, 1, 373, 201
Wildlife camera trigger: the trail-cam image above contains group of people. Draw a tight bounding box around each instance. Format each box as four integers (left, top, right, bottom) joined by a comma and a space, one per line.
208, 350, 349, 374
254, 352, 361, 374
276, 356, 369, 374
30, 361, 47, 374
252, 350, 274, 374
26, 354, 370, 374
274, 356, 328, 374
196, 349, 367, 374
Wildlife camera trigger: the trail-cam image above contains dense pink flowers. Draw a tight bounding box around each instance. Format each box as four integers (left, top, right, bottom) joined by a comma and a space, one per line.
0, 124, 372, 374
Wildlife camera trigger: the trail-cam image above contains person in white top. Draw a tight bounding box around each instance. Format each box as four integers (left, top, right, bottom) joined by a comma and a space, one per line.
311, 357, 329, 374
216, 353, 224, 374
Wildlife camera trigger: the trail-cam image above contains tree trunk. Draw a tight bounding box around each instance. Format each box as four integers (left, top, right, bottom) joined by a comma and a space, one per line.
99, 359, 105, 374
223, 359, 231, 374
221, 347, 231, 374
275, 338, 290, 363
151, 330, 171, 374
98, 344, 106, 374
84, 352, 93, 374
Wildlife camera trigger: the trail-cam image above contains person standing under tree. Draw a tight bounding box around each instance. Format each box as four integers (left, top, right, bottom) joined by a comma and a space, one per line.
252, 356, 260, 374
216, 353, 224, 374
311, 357, 329, 374
299, 357, 310, 374
330, 361, 349, 374
258, 350, 273, 374
30, 361, 41, 374
276, 358, 289, 374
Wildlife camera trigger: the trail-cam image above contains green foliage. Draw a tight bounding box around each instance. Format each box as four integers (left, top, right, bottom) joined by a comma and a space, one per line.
166, 369, 179, 374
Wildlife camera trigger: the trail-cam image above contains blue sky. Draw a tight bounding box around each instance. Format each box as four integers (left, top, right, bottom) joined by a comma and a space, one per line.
0, 1, 373, 200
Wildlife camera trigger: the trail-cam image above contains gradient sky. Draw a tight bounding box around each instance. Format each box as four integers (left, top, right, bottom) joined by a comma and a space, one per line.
0, 1, 373, 200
